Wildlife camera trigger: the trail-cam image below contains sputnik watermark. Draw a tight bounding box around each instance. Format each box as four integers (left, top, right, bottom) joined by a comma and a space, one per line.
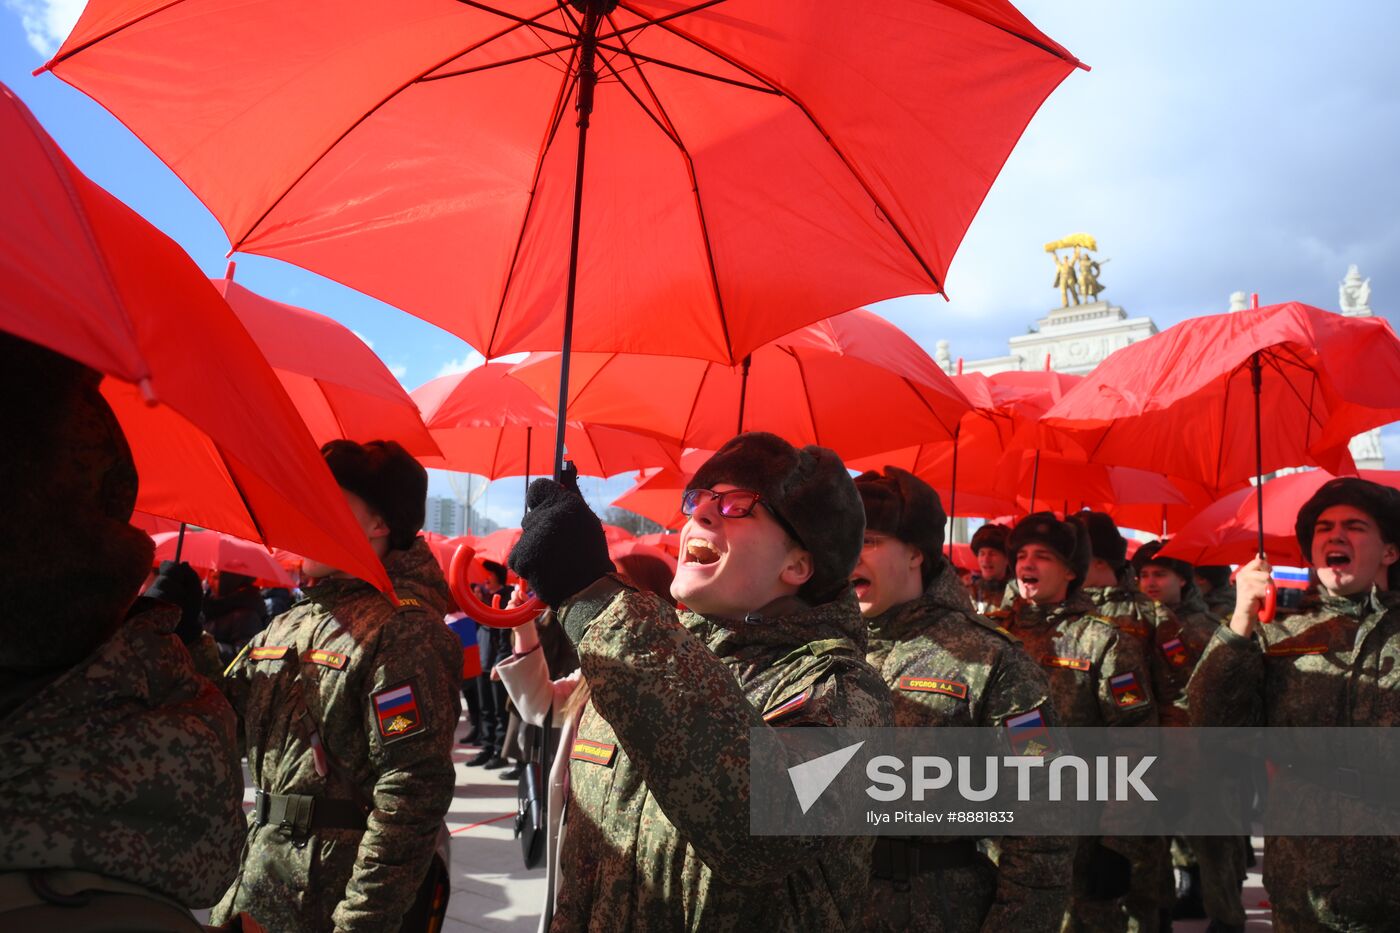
865, 754, 1156, 803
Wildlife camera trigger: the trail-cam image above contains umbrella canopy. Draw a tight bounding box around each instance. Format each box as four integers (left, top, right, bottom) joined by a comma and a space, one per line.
43, 0, 1080, 366
0, 83, 391, 594
1037, 303, 1400, 493
613, 466, 689, 531
508, 309, 970, 460
151, 529, 296, 588
413, 363, 680, 479
215, 270, 440, 457
472, 523, 633, 565
1159, 470, 1400, 568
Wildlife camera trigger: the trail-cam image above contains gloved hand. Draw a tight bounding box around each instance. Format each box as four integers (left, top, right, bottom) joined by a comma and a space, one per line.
508, 478, 613, 609
145, 559, 204, 646
1083, 842, 1132, 900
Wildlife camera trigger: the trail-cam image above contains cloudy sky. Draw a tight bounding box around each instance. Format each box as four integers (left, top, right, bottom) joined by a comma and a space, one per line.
4, 1, 1397, 527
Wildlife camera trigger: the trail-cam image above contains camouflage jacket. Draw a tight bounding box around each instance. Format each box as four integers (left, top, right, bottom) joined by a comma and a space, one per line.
865, 564, 1070, 933
0, 604, 244, 907
991, 591, 1157, 727
211, 540, 460, 933
1188, 588, 1400, 927
1203, 584, 1236, 618
1148, 590, 1221, 726
1081, 585, 1168, 648
553, 579, 892, 932
969, 575, 1013, 614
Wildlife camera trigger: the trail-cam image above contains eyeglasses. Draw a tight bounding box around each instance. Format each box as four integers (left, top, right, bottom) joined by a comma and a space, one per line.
681, 488, 805, 548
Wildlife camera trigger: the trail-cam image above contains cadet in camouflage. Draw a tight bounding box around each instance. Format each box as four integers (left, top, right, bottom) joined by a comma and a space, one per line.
211, 441, 461, 933
0, 333, 244, 924
969, 523, 1015, 614
1189, 478, 1400, 932
1132, 541, 1247, 931
854, 469, 1070, 933
993, 513, 1160, 933
508, 433, 893, 931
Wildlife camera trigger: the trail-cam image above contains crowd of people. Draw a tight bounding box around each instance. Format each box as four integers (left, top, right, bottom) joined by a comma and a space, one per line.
3, 329, 1398, 933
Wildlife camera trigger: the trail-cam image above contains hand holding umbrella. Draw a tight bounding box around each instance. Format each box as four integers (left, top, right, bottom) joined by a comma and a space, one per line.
1230, 556, 1275, 638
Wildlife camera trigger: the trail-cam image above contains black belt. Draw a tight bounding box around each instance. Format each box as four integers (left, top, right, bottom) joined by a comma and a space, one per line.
872, 838, 979, 882
253, 789, 368, 834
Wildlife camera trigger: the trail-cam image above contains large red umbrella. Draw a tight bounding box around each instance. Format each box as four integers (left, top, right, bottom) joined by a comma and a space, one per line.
508, 308, 970, 461
151, 529, 297, 589
412, 363, 680, 479
43, 0, 1080, 477
215, 265, 440, 457
0, 84, 392, 594
1159, 470, 1400, 568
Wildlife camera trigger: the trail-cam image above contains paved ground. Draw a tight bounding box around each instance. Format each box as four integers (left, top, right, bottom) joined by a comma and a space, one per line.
212, 715, 1274, 931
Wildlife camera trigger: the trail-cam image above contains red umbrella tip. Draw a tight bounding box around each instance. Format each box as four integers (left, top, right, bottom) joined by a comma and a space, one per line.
224, 260, 237, 280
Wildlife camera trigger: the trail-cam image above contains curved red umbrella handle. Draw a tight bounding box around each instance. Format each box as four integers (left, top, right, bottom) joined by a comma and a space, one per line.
1258, 580, 1277, 624
447, 544, 543, 629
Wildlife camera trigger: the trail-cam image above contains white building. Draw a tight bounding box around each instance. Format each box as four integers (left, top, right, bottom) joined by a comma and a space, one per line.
936, 265, 1384, 469
424, 495, 467, 537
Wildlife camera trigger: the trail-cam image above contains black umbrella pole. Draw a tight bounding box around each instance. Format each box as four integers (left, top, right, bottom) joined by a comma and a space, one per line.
736, 354, 752, 435
947, 425, 960, 560
552, 10, 603, 483
1030, 449, 1041, 512
174, 521, 187, 563
1251, 351, 1265, 557
524, 426, 532, 520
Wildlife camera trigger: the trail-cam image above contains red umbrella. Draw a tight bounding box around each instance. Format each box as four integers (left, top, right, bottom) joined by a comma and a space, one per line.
508, 309, 970, 461
1159, 470, 1400, 568
635, 532, 681, 560
413, 363, 680, 479
44, 0, 1080, 477
0, 84, 392, 594
613, 466, 688, 531
471, 523, 633, 565
151, 529, 296, 588
215, 265, 440, 457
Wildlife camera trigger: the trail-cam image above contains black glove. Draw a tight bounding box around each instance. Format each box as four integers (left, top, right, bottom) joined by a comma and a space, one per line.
508, 478, 614, 609
1084, 842, 1133, 901
145, 560, 204, 646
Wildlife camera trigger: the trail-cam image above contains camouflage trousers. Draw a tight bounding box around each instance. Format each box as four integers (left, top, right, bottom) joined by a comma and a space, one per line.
1065, 836, 1172, 933
1171, 836, 1247, 927
865, 852, 997, 933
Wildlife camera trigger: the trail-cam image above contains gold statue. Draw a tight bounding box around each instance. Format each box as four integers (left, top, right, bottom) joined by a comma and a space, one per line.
1051, 248, 1079, 307
1076, 250, 1104, 303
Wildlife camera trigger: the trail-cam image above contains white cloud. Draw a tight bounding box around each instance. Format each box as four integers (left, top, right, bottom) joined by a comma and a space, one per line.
350, 330, 375, 350
7, 0, 84, 55
388, 363, 408, 380
433, 350, 527, 378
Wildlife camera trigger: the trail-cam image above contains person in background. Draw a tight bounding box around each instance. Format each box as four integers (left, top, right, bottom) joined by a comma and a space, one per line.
468, 560, 514, 769
205, 571, 269, 667
969, 522, 1014, 612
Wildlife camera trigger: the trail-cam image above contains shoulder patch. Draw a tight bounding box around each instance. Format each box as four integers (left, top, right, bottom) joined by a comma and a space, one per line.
897, 676, 969, 700
1160, 638, 1188, 667
304, 649, 348, 670
763, 688, 813, 723
1109, 672, 1150, 709
968, 612, 1020, 644
570, 738, 617, 766
249, 645, 291, 661
397, 597, 422, 608
1005, 708, 1055, 757
1042, 655, 1091, 672
372, 680, 426, 742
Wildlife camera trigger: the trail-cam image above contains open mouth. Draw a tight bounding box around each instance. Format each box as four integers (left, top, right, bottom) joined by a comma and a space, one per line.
684, 539, 721, 566
1324, 550, 1351, 569
851, 576, 871, 598
1019, 575, 1040, 587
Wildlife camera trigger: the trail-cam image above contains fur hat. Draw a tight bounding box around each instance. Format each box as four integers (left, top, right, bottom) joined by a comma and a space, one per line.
1132, 540, 1195, 587
855, 467, 946, 586
1073, 511, 1128, 569
970, 523, 1011, 557
1194, 565, 1232, 591
322, 439, 427, 551
1009, 512, 1091, 593
0, 332, 153, 670
689, 432, 863, 604
1296, 477, 1400, 588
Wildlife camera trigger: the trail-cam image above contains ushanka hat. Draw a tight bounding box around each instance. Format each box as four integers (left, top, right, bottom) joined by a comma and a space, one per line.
1009, 512, 1091, 593
855, 466, 946, 585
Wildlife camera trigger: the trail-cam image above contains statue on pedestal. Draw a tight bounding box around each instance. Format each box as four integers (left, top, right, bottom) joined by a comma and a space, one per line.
1045, 234, 1104, 309
1051, 250, 1079, 307
1076, 250, 1105, 303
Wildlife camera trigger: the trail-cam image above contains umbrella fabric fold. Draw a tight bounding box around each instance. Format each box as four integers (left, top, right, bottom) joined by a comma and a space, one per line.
150, 529, 296, 589
0, 83, 392, 594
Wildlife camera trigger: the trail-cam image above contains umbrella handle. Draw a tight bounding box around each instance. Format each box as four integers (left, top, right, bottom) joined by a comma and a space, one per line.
448, 544, 544, 629
1258, 580, 1277, 624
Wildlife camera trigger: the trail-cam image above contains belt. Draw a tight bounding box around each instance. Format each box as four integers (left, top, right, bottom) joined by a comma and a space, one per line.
872, 838, 979, 882
1282, 763, 1400, 808
253, 789, 368, 834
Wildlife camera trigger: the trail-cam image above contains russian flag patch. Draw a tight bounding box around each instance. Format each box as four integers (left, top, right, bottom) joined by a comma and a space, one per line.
1109, 672, 1149, 709
373, 681, 425, 741
1005, 708, 1054, 757
1160, 638, 1188, 667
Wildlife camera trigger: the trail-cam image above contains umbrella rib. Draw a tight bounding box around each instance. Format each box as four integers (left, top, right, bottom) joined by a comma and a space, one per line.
599, 0, 732, 42
451, 0, 577, 40
593, 46, 683, 147
899, 375, 961, 442
1259, 352, 1327, 431
39, 0, 190, 71
422, 41, 582, 82
603, 12, 735, 362
484, 46, 582, 356
233, 9, 563, 249
615, 1, 944, 293
313, 376, 354, 442
595, 43, 780, 95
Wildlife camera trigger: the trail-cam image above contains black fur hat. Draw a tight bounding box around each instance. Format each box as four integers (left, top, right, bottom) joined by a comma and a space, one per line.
322, 439, 427, 551
1132, 540, 1195, 587
689, 432, 863, 604
970, 523, 1010, 557
1296, 477, 1400, 587
1073, 511, 1128, 570
1009, 512, 1091, 593
855, 467, 946, 586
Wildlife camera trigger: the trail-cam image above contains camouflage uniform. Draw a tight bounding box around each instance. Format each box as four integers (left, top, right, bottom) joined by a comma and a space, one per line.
1202, 584, 1237, 619
970, 575, 1014, 615
864, 563, 1070, 932
1188, 587, 1400, 931
993, 591, 1159, 933
211, 540, 461, 932
552, 577, 892, 931
0, 604, 245, 908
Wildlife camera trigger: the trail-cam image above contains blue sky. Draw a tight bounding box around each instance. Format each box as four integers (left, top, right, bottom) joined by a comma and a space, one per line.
5, 1, 1398, 527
